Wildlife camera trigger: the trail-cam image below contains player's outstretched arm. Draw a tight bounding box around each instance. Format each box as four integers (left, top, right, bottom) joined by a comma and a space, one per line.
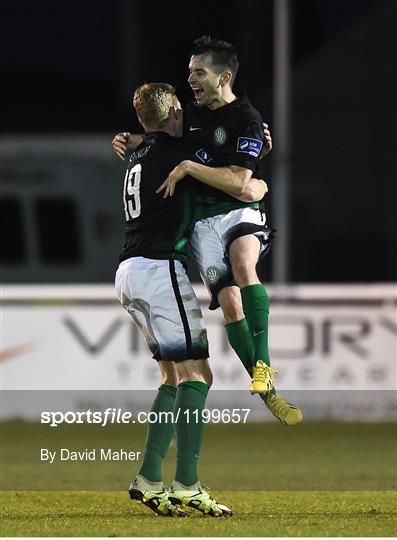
156, 161, 252, 198
112, 132, 144, 160
228, 178, 268, 202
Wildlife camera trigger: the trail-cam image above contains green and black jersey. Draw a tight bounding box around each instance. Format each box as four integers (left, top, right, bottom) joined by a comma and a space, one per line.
184, 95, 265, 221
119, 132, 201, 265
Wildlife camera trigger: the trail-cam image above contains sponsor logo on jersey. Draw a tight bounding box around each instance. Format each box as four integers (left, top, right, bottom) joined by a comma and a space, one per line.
206, 266, 221, 285
195, 148, 213, 164
214, 126, 227, 145
189, 126, 202, 131
236, 137, 263, 157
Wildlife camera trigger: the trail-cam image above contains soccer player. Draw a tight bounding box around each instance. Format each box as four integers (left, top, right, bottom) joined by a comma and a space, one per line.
115, 82, 266, 517
113, 37, 302, 427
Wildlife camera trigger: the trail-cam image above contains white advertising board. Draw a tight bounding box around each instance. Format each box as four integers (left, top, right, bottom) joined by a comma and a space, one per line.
1, 284, 396, 420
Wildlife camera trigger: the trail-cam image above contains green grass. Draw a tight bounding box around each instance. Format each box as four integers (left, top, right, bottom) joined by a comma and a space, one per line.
1, 421, 396, 536
1, 491, 396, 536
2, 421, 396, 491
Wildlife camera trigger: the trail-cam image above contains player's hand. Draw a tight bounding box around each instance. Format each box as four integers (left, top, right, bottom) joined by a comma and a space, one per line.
260, 123, 272, 158
156, 161, 190, 198
112, 132, 131, 161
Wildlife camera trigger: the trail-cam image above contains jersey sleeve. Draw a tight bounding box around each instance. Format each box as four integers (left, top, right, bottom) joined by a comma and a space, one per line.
226, 117, 264, 172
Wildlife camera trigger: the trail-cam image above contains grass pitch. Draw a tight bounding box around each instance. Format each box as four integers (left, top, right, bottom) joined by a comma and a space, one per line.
1, 421, 396, 536
1, 491, 396, 537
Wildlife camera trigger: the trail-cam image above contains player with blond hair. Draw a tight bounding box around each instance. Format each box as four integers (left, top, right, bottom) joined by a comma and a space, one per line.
116, 82, 268, 517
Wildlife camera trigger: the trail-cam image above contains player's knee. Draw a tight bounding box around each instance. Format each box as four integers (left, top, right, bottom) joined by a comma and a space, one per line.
158, 360, 179, 387
197, 358, 213, 388
202, 365, 213, 388
194, 369, 212, 388
218, 287, 244, 323
162, 371, 179, 387
176, 358, 212, 387
231, 258, 257, 286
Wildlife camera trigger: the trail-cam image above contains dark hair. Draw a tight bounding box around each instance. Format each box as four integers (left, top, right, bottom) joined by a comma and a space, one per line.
191, 35, 239, 85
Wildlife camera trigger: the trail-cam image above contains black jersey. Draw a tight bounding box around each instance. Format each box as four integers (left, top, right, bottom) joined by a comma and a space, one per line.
184, 94, 264, 219
119, 132, 202, 265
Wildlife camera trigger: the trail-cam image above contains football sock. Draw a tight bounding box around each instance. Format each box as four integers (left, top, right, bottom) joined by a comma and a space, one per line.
138, 383, 176, 483
225, 318, 254, 376
225, 317, 277, 396
241, 284, 271, 368
174, 380, 208, 487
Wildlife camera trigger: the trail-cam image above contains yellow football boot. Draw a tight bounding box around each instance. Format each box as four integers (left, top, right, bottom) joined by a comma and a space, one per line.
128, 475, 187, 517
249, 361, 277, 394
265, 393, 303, 426
169, 481, 233, 517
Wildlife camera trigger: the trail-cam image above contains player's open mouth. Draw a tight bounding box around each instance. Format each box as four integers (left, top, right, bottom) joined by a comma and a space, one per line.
191, 87, 204, 99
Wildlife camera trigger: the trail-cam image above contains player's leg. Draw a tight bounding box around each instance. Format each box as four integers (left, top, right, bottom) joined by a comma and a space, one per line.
217, 282, 301, 425
155, 257, 231, 515
191, 215, 302, 426
218, 286, 255, 376
128, 360, 187, 516
218, 209, 274, 390
115, 312, 178, 484
222, 210, 303, 425
173, 358, 211, 488
191, 216, 275, 395
115, 257, 188, 516
169, 358, 232, 517
144, 255, 221, 500
190, 219, 255, 376
190, 218, 234, 311
143, 256, 231, 516
191, 215, 270, 382
137, 360, 178, 483
228, 233, 273, 379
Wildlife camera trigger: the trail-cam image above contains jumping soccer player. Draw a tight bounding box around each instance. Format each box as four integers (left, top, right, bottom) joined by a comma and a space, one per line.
113, 37, 302, 427
116, 82, 267, 517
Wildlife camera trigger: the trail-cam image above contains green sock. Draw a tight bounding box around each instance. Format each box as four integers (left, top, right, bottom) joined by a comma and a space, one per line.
138, 383, 176, 482
174, 380, 208, 486
225, 317, 276, 396
225, 318, 254, 377
241, 284, 271, 368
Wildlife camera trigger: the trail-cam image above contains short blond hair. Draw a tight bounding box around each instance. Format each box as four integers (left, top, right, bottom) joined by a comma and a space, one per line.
133, 83, 177, 129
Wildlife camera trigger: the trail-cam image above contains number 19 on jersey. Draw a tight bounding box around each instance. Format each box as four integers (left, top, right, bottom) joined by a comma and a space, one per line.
123, 164, 142, 220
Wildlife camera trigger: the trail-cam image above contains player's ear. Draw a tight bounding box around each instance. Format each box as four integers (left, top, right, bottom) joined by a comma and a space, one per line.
136, 114, 144, 128
169, 105, 177, 119
169, 105, 183, 123
220, 71, 232, 87
175, 107, 183, 122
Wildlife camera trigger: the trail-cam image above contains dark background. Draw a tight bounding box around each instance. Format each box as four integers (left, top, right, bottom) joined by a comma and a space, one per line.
1, 0, 396, 283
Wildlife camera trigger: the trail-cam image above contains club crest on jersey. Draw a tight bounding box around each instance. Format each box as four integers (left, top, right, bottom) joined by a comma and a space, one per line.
195, 148, 213, 164
214, 126, 227, 145
198, 329, 208, 347
237, 137, 263, 157
206, 266, 221, 285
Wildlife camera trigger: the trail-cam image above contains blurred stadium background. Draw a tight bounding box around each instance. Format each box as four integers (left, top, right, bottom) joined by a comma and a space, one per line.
1, 0, 396, 409
0, 1, 396, 536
